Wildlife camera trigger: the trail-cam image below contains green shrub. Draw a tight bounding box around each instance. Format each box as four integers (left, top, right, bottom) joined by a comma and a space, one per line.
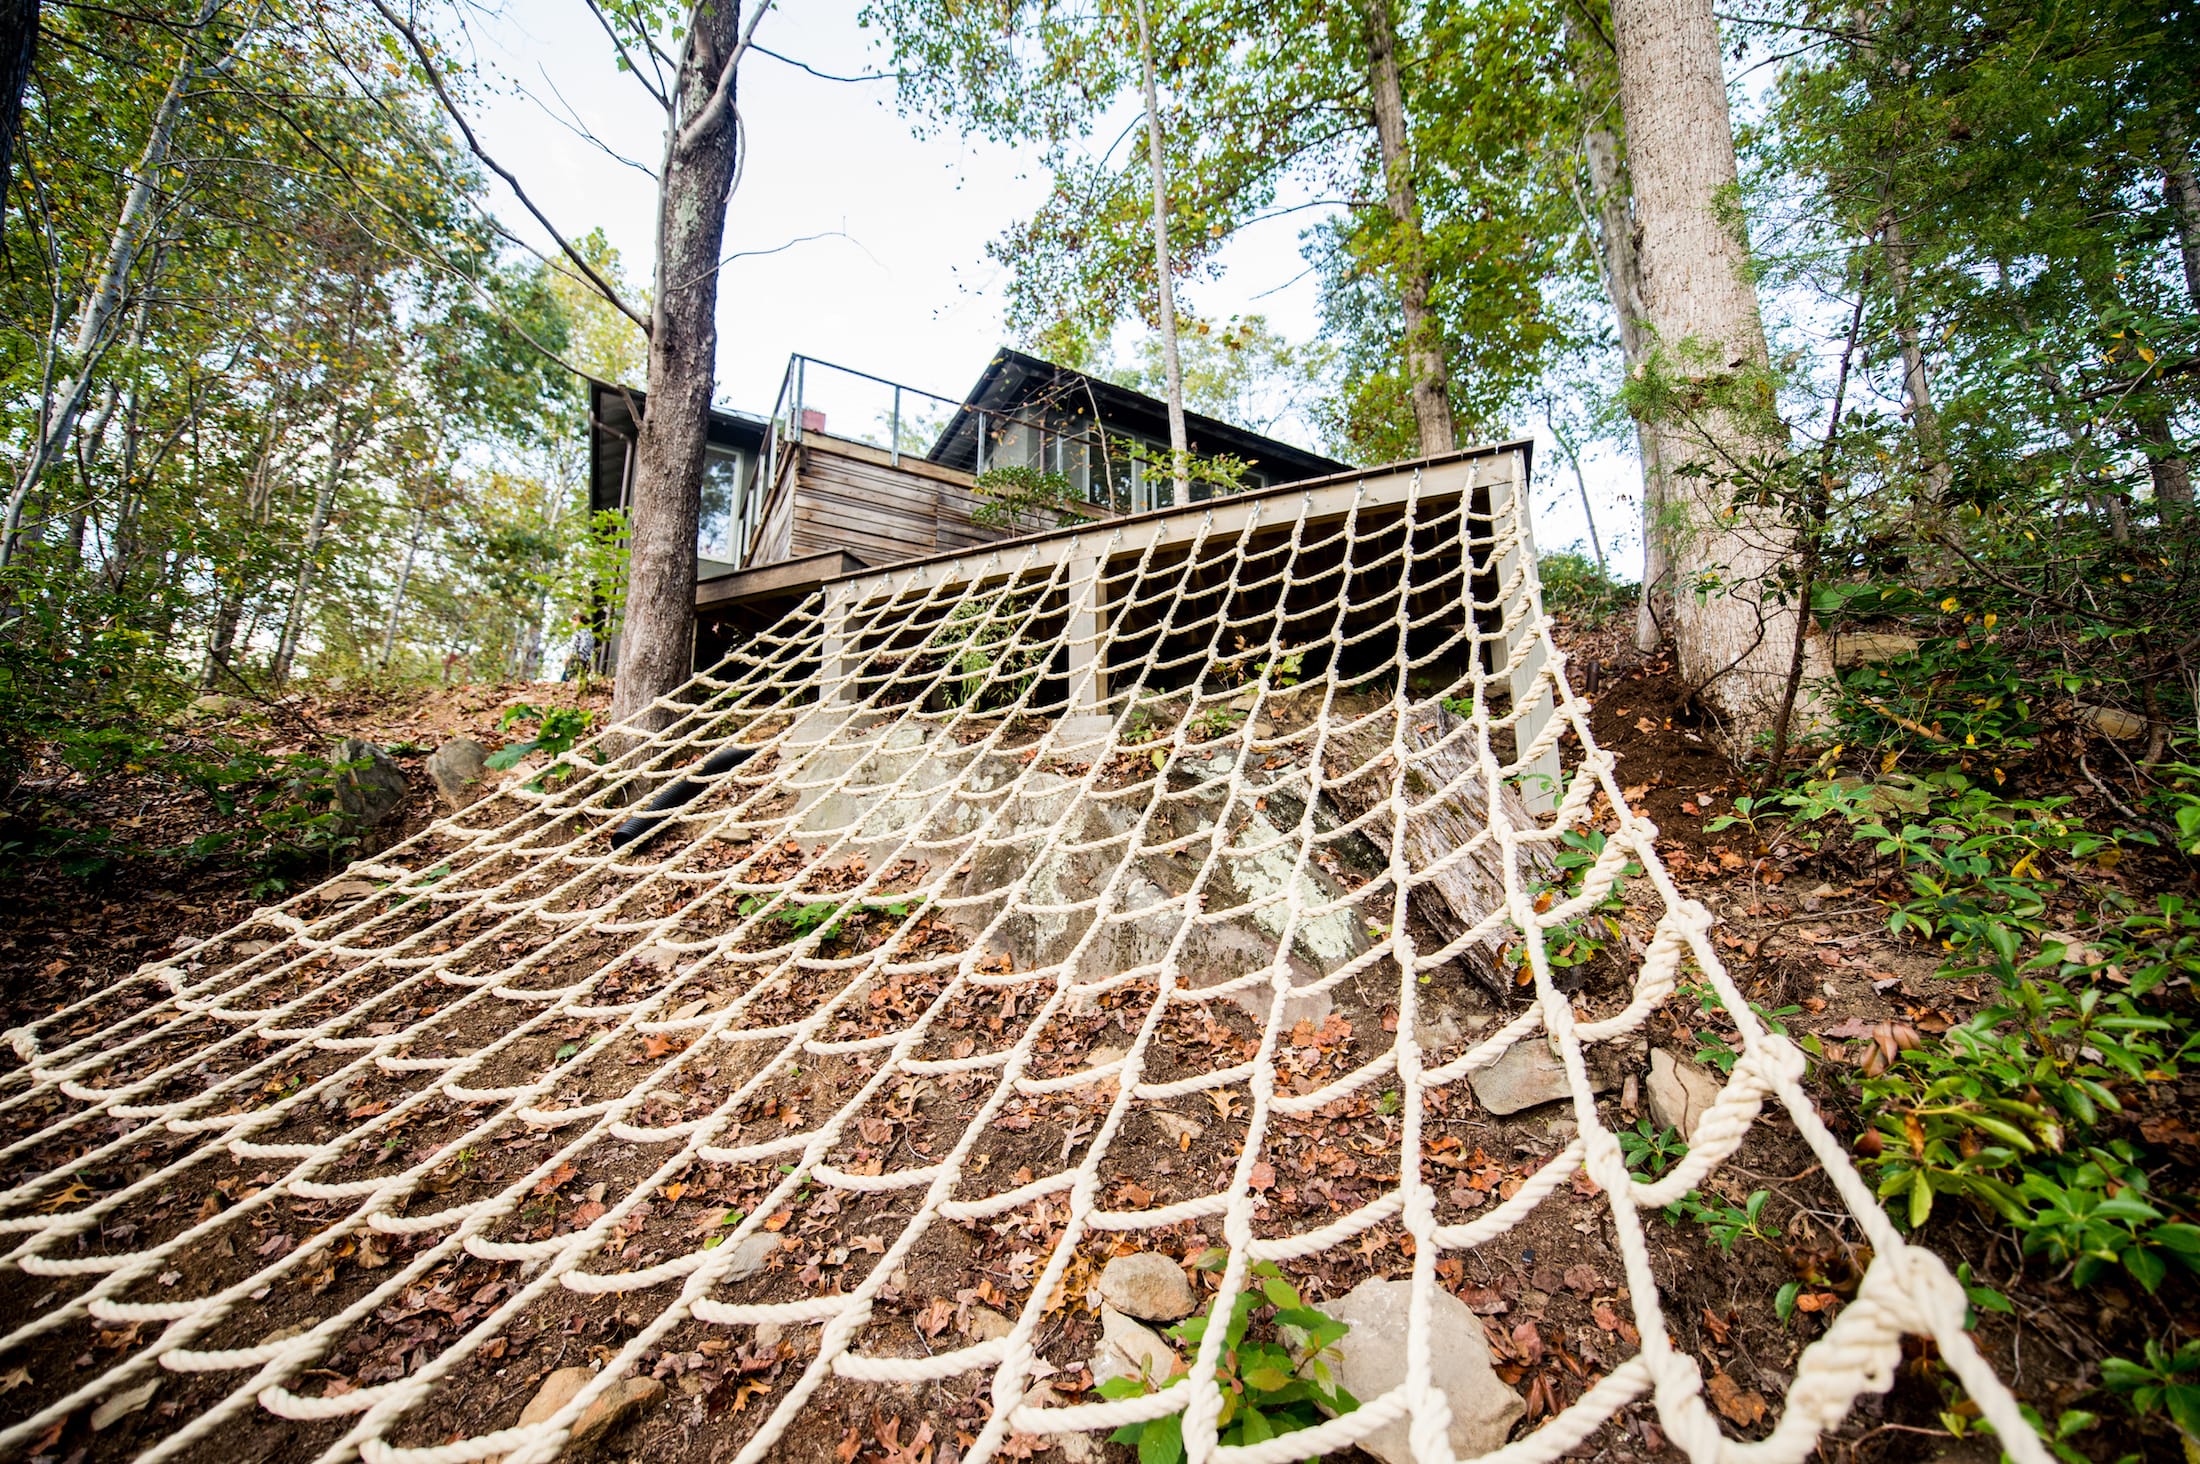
1536, 550, 1635, 626
1097, 1257, 1355, 1463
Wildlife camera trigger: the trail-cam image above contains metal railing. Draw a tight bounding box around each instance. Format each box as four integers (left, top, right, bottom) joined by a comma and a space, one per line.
753, 355, 1180, 557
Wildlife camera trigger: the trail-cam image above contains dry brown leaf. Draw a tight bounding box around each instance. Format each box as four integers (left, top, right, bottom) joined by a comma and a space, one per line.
1707, 1370, 1769, 1427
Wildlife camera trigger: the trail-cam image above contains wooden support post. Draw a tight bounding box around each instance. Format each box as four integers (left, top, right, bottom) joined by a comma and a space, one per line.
822, 585, 856, 707
1060, 547, 1110, 746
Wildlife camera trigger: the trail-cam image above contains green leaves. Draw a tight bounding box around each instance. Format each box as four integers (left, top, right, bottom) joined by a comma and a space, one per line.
2101, 1338, 2200, 1447
1106, 1259, 1355, 1462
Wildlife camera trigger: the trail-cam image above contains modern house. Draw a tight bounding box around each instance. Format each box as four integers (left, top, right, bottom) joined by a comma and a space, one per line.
587, 349, 1349, 657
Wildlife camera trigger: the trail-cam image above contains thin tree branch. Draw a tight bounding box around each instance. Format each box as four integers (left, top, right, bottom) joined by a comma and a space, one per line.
584, 0, 669, 110
365, 0, 651, 334
752, 44, 903, 84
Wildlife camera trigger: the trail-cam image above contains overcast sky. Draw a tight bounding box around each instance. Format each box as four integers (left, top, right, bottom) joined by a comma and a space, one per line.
462, 0, 1644, 575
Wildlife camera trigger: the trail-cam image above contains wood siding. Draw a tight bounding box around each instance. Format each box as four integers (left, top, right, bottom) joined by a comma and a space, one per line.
757, 433, 1098, 572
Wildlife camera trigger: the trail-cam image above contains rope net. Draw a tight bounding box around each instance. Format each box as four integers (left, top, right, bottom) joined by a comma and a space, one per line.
0, 455, 2043, 1464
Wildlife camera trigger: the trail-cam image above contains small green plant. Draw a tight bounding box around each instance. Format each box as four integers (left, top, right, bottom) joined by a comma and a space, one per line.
1098, 1257, 1356, 1462
488, 704, 594, 789
2013, 1158, 2200, 1295
738, 895, 923, 942
1617, 1118, 1687, 1179
1673, 1189, 1780, 1253
2101, 1336, 2200, 1457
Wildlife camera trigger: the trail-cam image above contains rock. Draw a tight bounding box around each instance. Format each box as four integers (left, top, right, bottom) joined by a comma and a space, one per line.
1646, 1048, 1722, 1141
722, 1231, 782, 1282
964, 1305, 1015, 1343
1832, 632, 1920, 667
1468, 1035, 1610, 1116
91, 1379, 158, 1430
426, 737, 491, 810
754, 1321, 784, 1353
330, 739, 407, 832
1089, 1304, 1179, 1388
1415, 1010, 1463, 1056
2075, 703, 2147, 740
188, 693, 238, 716
1097, 1252, 1196, 1322
1057, 1431, 1104, 1464
1322, 1278, 1524, 1463
499, 1367, 663, 1460
1150, 1111, 1204, 1148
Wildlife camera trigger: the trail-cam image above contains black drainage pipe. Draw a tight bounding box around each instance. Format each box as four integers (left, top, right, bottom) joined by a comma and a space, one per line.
608, 744, 755, 849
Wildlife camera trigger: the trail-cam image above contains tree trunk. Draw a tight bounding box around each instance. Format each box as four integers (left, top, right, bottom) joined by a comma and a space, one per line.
203, 419, 281, 690
2138, 409, 2192, 526
272, 409, 351, 685
0, 0, 35, 246
2165, 115, 2200, 307
1608, 0, 1818, 743
1878, 213, 1950, 500
1, 0, 219, 566
1366, 0, 1454, 457
1563, 15, 1664, 649
1136, 0, 1189, 507
379, 494, 427, 667
609, 0, 745, 737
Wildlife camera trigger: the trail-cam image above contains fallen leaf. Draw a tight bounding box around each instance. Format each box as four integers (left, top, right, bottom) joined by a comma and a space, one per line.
1706, 1370, 1768, 1427
1247, 1161, 1275, 1192
0, 1366, 28, 1394
1700, 1305, 1731, 1344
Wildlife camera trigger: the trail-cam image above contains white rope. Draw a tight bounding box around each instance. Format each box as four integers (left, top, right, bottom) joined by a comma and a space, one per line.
0, 455, 2046, 1464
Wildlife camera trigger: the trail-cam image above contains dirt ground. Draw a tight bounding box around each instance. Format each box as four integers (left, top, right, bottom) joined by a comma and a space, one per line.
0, 638, 2187, 1464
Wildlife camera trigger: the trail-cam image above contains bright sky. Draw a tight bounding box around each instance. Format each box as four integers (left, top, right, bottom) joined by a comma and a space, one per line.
462, 0, 1644, 576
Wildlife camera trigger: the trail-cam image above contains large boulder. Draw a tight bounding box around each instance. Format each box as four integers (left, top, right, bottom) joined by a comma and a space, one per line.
330, 739, 407, 833
426, 737, 490, 811
1322, 1278, 1524, 1464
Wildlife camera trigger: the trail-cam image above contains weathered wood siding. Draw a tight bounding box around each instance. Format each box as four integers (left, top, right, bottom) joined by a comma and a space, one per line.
756, 433, 1098, 570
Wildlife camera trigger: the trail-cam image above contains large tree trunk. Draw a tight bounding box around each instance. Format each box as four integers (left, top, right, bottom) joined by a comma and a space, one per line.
1, 0, 219, 566
1366, 0, 1454, 457
609, 0, 744, 737
1608, 0, 1818, 743
1563, 14, 1663, 649
1136, 0, 1189, 507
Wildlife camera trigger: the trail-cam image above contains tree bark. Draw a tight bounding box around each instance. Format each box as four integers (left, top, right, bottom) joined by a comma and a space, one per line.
1563, 14, 1664, 649
609, 0, 745, 737
1607, 0, 1818, 744
2165, 115, 2200, 307
1136, 0, 1189, 506
1365, 0, 1454, 457
1878, 212, 1950, 500
0, 0, 35, 246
